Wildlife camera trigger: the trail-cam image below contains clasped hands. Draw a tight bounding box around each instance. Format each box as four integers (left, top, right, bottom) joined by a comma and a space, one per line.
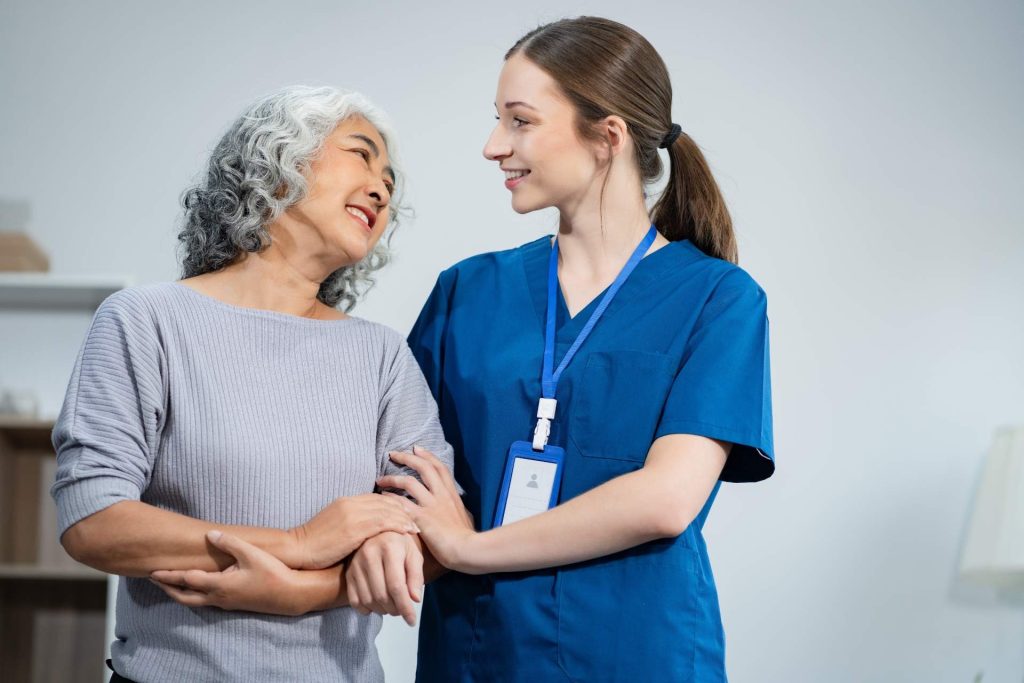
150, 446, 474, 626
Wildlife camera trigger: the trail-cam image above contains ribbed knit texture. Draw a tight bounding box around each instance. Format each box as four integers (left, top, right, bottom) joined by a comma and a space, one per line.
50, 282, 454, 683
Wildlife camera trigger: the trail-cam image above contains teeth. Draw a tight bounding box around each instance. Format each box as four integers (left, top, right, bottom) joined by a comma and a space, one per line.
346, 206, 370, 225
505, 170, 529, 180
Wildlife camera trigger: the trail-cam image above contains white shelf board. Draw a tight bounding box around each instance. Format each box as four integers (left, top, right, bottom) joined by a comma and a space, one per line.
0, 273, 131, 310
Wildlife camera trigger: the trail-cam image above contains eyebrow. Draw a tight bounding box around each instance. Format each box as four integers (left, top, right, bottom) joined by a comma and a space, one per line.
347, 134, 396, 184
495, 100, 538, 111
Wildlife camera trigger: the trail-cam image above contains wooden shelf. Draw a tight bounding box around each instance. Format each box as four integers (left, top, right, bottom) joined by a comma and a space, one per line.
0, 272, 120, 681
0, 563, 106, 581
0, 273, 130, 310
0, 417, 55, 451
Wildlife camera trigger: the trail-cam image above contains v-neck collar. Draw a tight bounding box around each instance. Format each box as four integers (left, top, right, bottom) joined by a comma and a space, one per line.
518, 234, 687, 340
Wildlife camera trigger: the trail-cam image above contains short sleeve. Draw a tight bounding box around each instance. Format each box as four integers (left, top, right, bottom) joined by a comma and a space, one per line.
406, 272, 454, 406
654, 269, 775, 483
376, 336, 460, 492
50, 292, 167, 536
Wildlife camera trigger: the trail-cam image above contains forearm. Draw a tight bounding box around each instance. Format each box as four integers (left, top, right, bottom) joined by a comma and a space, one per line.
291, 563, 350, 612
455, 435, 728, 574
458, 468, 668, 574
61, 500, 298, 577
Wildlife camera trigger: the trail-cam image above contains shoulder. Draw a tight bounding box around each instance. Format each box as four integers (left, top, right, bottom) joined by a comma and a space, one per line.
346, 319, 426, 390
344, 317, 414, 366
672, 241, 767, 304
93, 282, 187, 330
650, 242, 769, 328
435, 235, 550, 290
349, 317, 407, 349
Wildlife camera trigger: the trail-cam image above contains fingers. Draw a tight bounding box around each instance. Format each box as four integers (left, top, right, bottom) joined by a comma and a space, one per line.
150, 578, 215, 608
381, 491, 418, 514
382, 545, 416, 626
364, 553, 400, 618
376, 473, 432, 504
301, 495, 420, 569
151, 569, 187, 585
412, 446, 461, 499
391, 448, 460, 500
345, 568, 360, 613
150, 568, 223, 593
351, 494, 419, 532
388, 449, 444, 495
204, 530, 259, 564
405, 545, 425, 606
372, 504, 421, 537
348, 565, 373, 616
344, 533, 424, 626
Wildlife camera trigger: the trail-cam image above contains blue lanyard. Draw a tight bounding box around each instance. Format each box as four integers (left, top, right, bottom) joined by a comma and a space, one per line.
532, 224, 658, 450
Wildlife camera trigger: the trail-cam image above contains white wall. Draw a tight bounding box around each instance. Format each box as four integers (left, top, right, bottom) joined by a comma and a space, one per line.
2, 1, 1022, 680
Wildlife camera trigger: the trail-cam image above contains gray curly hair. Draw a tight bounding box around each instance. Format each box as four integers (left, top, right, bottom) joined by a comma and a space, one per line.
177, 85, 406, 311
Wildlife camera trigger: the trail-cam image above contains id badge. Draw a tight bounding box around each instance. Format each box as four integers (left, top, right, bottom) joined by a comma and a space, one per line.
493, 440, 565, 527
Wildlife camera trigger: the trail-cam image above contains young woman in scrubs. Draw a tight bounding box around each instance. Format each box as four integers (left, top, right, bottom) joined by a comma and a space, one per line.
376, 16, 775, 683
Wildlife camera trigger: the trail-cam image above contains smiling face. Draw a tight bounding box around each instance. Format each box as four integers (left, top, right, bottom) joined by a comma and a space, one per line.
283, 115, 395, 267
483, 53, 604, 214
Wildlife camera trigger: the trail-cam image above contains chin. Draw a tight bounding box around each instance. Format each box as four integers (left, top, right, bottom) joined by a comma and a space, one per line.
510, 193, 548, 215
331, 240, 370, 268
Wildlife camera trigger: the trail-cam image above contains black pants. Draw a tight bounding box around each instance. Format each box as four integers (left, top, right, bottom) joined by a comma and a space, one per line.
106, 659, 137, 683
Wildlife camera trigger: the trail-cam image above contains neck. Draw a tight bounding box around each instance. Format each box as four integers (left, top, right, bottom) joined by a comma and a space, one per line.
204, 224, 347, 319
555, 172, 664, 282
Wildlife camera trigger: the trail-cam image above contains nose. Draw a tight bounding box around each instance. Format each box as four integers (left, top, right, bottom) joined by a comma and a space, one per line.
483, 124, 511, 162
366, 176, 388, 208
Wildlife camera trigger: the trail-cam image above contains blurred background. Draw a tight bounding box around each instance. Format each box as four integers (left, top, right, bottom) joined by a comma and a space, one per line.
1, 0, 1021, 681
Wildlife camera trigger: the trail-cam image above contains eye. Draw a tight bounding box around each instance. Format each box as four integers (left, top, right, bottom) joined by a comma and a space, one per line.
352, 148, 371, 162
493, 114, 530, 128
384, 180, 395, 196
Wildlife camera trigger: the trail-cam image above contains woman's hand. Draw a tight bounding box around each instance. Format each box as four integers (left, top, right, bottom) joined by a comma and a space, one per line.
288, 493, 419, 570
150, 530, 311, 616
377, 447, 476, 572
345, 531, 423, 626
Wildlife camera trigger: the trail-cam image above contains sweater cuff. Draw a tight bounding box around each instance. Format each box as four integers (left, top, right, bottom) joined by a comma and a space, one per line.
53, 474, 142, 538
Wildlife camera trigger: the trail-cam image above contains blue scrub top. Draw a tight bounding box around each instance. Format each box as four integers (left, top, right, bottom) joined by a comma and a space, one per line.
408, 235, 774, 683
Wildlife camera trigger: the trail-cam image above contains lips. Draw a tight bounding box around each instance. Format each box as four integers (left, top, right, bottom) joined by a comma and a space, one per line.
345, 204, 376, 232
503, 168, 530, 190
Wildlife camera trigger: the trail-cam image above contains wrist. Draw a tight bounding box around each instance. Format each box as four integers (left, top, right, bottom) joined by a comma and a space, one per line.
280, 569, 312, 616
452, 530, 486, 575
287, 566, 345, 614
282, 526, 309, 569
282, 565, 321, 614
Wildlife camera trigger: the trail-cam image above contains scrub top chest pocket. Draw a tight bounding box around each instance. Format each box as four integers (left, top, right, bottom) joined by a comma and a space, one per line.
569, 349, 676, 462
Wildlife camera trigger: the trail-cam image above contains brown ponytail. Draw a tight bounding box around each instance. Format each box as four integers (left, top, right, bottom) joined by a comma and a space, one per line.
506, 16, 739, 263
654, 133, 738, 264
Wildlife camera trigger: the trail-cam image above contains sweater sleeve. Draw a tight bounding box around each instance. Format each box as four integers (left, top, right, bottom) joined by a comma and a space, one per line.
375, 334, 460, 491
50, 291, 167, 537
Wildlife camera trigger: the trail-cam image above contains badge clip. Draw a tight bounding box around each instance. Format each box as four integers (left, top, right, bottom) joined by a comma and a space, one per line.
532, 398, 557, 451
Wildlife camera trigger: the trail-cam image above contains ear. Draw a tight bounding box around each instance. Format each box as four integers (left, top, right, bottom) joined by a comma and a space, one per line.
594, 115, 631, 161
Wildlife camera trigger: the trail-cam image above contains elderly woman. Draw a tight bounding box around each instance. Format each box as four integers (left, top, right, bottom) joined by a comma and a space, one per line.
51, 86, 454, 682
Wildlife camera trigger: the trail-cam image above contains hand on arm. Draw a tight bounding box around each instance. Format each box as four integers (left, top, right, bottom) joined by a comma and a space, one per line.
150, 531, 345, 617
62, 493, 417, 577
376, 447, 476, 571
383, 435, 729, 575
61, 501, 301, 577
150, 526, 448, 618
343, 527, 450, 626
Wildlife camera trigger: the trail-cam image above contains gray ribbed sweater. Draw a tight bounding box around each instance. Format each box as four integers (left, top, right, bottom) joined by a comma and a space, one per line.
50, 282, 454, 683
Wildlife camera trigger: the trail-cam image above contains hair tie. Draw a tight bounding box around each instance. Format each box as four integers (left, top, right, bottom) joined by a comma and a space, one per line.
659, 123, 682, 149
